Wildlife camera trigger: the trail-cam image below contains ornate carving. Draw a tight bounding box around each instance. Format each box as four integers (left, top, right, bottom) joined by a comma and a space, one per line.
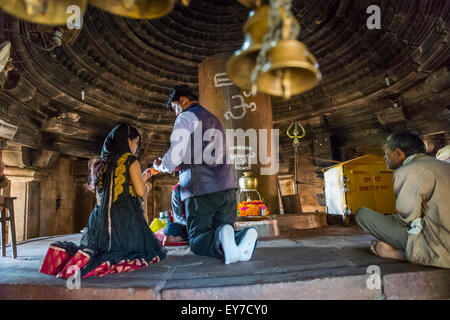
0, 1, 448, 160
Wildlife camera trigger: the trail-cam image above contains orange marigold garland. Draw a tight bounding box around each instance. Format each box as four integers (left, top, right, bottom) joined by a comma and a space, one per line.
237, 200, 269, 217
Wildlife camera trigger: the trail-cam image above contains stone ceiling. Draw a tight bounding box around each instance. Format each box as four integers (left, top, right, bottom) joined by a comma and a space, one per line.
0, 0, 449, 167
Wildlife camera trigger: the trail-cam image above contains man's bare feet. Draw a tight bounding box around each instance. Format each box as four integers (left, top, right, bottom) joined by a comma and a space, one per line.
370, 240, 406, 261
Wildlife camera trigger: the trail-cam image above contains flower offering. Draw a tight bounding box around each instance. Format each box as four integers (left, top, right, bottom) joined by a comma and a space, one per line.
237, 200, 269, 217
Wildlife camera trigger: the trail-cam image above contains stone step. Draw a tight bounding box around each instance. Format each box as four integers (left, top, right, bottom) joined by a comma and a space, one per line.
1, 266, 449, 300
1, 227, 449, 300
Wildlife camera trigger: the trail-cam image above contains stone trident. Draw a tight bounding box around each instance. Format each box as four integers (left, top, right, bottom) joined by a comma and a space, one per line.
286, 120, 306, 194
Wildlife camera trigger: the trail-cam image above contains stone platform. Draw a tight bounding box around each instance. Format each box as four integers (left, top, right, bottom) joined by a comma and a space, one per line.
1, 225, 449, 300
235, 213, 326, 237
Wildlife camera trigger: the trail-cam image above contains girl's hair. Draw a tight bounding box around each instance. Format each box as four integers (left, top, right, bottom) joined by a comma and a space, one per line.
86, 125, 142, 193
128, 125, 142, 159
129, 125, 141, 153
85, 157, 108, 193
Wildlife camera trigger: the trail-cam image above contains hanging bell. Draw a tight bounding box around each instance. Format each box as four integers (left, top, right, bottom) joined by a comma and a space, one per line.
257, 40, 322, 99
226, 5, 269, 90
89, 0, 175, 19
0, 0, 88, 26
236, 0, 269, 9
226, 41, 261, 90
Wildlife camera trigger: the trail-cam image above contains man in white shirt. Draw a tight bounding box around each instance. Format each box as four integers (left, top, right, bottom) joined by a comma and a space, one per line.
153, 85, 258, 264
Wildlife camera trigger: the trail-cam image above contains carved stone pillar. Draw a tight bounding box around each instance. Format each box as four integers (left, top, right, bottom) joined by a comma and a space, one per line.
2, 167, 43, 241
1, 145, 66, 240
198, 53, 279, 214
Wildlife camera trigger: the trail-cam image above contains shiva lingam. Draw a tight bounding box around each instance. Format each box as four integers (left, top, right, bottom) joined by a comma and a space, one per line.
238, 172, 269, 217
239, 172, 262, 201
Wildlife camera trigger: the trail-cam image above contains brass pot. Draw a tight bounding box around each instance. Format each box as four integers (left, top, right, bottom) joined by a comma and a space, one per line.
239, 172, 258, 191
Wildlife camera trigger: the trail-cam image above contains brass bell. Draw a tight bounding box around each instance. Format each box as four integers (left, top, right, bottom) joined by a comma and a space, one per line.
89, 0, 175, 19
0, 0, 88, 26
236, 0, 269, 9
226, 5, 269, 90
243, 5, 270, 45
257, 40, 322, 99
226, 42, 261, 90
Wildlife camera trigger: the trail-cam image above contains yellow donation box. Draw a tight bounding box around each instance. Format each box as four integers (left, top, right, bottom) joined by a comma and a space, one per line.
323, 154, 397, 219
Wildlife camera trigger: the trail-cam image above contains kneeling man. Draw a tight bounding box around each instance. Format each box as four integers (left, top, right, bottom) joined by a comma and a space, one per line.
356, 132, 450, 269
153, 85, 258, 264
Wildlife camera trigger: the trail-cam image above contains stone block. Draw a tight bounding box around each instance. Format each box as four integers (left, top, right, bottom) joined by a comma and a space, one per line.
0, 284, 159, 300
161, 274, 378, 300
41, 188, 58, 199
32, 150, 60, 169
235, 218, 279, 238
56, 158, 72, 176
41, 179, 57, 190
383, 270, 450, 300
1, 146, 32, 167
39, 218, 55, 236
40, 198, 56, 209
41, 114, 81, 137
276, 213, 323, 232
58, 199, 75, 210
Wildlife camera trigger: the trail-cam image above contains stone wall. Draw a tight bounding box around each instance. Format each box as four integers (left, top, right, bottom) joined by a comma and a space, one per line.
39, 157, 77, 236
333, 129, 388, 162
1, 156, 93, 243
73, 180, 96, 234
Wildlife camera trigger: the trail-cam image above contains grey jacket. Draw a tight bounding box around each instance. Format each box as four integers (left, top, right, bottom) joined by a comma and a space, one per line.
394, 154, 450, 268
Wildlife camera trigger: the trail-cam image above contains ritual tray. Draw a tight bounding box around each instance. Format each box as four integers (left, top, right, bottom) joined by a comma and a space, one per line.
236, 215, 271, 222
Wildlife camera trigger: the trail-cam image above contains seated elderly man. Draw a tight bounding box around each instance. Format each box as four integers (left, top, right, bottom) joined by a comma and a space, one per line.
355, 132, 450, 269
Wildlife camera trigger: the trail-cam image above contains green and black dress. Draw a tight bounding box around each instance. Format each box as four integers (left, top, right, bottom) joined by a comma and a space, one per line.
40, 124, 167, 279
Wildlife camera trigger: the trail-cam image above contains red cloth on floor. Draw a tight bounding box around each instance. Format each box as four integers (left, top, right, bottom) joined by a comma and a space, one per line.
164, 241, 189, 247
40, 244, 160, 279
83, 256, 160, 278
40, 245, 71, 276
56, 250, 91, 279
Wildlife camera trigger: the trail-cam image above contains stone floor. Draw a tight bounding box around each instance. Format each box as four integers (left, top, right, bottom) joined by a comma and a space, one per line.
1, 224, 449, 300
